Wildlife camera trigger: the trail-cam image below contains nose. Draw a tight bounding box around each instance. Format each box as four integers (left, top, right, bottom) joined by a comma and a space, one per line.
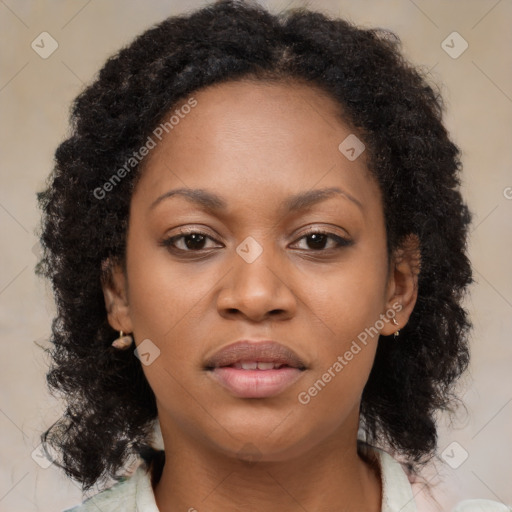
216, 243, 297, 322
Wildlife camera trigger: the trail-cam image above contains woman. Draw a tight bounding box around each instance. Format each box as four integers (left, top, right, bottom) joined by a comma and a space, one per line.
35, 1, 508, 510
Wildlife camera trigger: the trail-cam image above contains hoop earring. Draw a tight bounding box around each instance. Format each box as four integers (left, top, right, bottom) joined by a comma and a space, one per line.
392, 318, 400, 338
112, 330, 133, 350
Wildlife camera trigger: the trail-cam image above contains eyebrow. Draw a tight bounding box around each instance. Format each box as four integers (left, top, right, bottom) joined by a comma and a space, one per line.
149, 186, 363, 214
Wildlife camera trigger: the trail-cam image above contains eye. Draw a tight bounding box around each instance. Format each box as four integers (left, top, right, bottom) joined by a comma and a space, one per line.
291, 229, 353, 251
159, 229, 222, 253
159, 227, 353, 254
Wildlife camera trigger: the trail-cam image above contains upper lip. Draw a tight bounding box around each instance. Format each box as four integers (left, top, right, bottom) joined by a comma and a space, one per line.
204, 340, 307, 370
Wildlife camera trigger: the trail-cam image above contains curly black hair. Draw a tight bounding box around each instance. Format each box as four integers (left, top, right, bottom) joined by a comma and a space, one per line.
36, 0, 473, 492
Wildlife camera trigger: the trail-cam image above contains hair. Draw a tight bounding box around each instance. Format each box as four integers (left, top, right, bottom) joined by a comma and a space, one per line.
36, 0, 473, 492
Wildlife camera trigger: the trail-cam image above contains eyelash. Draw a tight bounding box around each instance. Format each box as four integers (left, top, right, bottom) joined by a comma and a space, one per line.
159, 228, 353, 254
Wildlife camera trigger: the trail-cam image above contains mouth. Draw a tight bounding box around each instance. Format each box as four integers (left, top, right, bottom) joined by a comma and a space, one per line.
204, 340, 307, 399
228, 361, 298, 370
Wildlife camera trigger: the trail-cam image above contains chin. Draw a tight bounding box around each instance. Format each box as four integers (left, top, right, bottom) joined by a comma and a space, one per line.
205, 421, 322, 464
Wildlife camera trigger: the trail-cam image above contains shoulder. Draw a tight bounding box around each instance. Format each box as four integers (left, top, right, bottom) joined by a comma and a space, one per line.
367, 445, 510, 512
451, 499, 511, 512
62, 464, 156, 512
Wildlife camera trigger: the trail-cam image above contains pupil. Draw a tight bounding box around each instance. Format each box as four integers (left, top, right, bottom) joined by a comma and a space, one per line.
185, 234, 205, 250
308, 233, 327, 250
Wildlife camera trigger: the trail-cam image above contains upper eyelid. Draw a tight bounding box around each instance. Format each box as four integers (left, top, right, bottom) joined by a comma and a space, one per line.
170, 225, 349, 239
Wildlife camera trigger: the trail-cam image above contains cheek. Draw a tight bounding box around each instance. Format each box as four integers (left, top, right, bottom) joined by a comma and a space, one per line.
125, 234, 208, 337
124, 234, 226, 405
295, 243, 388, 404
304, 247, 389, 344
296, 277, 382, 426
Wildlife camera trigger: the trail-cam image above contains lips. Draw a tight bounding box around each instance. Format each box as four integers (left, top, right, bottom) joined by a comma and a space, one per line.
204, 340, 306, 370
204, 340, 307, 399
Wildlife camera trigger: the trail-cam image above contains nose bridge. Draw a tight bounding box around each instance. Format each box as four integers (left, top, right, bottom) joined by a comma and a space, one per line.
237, 236, 281, 289
217, 234, 295, 319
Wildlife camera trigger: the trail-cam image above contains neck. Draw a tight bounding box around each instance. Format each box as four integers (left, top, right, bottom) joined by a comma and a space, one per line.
153, 419, 382, 512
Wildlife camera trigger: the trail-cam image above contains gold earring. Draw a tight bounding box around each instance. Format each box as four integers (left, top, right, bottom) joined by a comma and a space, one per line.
112, 330, 133, 350
392, 318, 400, 338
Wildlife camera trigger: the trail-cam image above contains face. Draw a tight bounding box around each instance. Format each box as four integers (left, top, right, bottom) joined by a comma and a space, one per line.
103, 79, 417, 462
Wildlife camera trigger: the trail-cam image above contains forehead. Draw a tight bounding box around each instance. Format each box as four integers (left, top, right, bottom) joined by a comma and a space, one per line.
172, 78, 348, 142
134, 79, 380, 217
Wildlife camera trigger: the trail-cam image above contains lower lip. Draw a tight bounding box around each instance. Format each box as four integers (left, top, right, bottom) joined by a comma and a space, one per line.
208, 367, 304, 398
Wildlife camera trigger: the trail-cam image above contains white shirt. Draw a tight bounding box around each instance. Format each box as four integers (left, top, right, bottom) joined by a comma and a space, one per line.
64, 446, 509, 511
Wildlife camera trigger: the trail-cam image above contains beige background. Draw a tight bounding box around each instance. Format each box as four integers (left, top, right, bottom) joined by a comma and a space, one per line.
1, 0, 511, 510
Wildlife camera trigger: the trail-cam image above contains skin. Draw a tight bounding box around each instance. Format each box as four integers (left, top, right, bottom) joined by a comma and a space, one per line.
102, 79, 419, 512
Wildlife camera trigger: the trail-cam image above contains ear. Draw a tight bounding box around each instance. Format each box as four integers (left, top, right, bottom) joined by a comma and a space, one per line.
380, 234, 421, 336
100, 257, 133, 333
